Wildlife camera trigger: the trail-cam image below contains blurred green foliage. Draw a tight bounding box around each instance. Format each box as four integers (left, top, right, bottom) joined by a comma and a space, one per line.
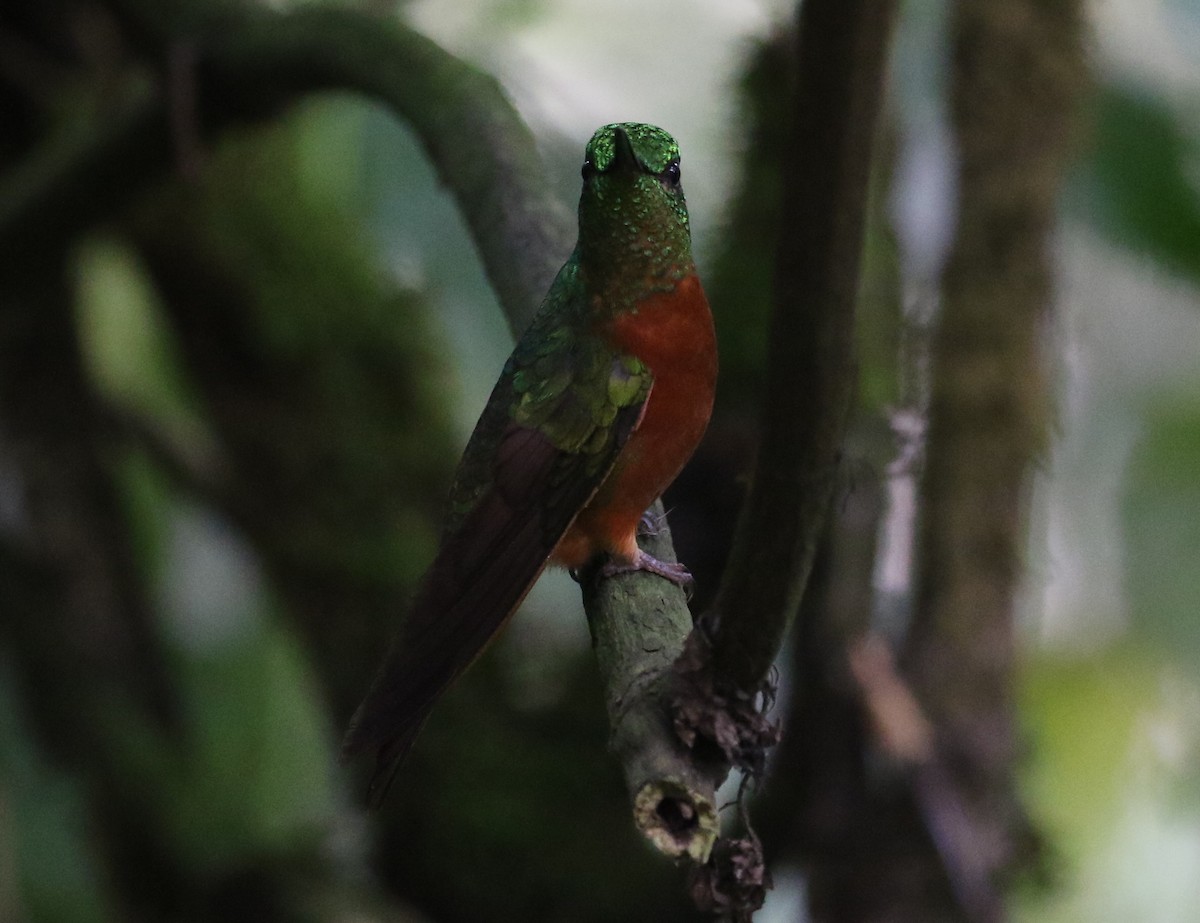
1076, 85, 1200, 288
1020, 648, 1200, 923
0, 671, 113, 923
1123, 402, 1200, 651
2, 86, 457, 917
1018, 71, 1200, 923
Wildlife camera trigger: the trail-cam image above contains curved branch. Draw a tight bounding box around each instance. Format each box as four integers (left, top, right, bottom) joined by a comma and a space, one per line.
191, 5, 575, 332
3, 0, 574, 330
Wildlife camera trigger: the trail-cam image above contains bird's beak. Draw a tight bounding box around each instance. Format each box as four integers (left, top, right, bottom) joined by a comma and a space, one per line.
610, 127, 640, 174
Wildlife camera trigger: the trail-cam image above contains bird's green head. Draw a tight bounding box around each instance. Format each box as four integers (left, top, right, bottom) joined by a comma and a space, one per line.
576, 123, 694, 295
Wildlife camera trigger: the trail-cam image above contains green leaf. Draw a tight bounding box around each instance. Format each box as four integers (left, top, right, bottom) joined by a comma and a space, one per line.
1075, 85, 1200, 286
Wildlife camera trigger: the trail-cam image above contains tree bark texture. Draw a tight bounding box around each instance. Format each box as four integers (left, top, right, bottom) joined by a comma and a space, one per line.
582, 509, 726, 862
708, 0, 898, 694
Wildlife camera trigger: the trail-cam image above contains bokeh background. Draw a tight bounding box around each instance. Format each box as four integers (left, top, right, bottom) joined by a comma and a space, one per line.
1, 0, 1198, 921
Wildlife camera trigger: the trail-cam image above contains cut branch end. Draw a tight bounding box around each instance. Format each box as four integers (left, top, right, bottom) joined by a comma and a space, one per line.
633, 779, 719, 862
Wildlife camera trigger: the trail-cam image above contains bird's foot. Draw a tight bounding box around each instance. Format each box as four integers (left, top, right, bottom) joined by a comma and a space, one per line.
599, 550, 694, 599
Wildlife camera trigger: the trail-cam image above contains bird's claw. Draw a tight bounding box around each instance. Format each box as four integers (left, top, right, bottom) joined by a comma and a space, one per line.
599, 550, 694, 599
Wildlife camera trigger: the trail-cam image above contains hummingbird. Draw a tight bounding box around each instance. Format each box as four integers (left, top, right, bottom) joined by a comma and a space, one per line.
342, 123, 717, 802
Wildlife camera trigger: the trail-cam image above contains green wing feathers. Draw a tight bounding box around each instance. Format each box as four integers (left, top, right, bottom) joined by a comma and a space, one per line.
342, 271, 651, 801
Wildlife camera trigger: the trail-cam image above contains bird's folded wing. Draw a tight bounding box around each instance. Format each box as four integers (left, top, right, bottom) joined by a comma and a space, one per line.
342, 348, 650, 804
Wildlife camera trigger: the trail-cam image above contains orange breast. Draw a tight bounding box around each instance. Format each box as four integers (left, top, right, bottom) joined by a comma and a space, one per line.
552, 274, 717, 568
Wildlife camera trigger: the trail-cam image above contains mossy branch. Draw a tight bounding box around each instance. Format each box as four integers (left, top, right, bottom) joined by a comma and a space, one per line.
900, 0, 1086, 914
581, 500, 725, 863
705, 0, 897, 693
3, 0, 573, 329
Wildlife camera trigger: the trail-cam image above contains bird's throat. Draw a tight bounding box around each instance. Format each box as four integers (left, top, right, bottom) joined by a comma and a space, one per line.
576, 180, 693, 314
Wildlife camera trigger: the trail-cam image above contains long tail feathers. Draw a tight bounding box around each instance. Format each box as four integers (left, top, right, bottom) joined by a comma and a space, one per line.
341, 411, 649, 803
340, 486, 555, 801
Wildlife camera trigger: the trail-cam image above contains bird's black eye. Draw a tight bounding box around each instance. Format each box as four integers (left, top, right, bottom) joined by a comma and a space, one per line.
581, 158, 596, 182
661, 161, 681, 189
